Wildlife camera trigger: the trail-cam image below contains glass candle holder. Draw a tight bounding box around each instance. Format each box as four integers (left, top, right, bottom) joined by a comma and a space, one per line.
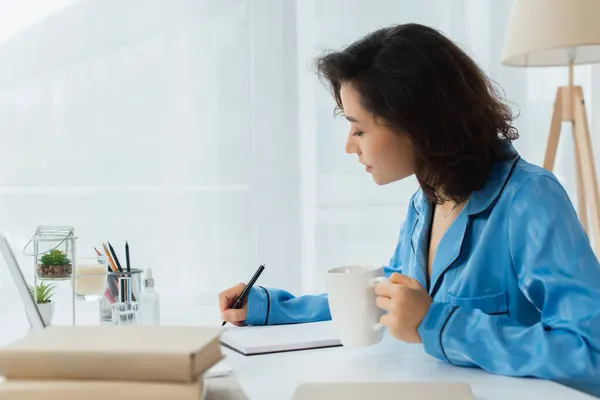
74, 256, 107, 301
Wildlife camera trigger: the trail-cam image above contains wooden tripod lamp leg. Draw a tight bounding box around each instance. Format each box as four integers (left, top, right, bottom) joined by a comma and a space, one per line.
542, 89, 563, 172
572, 118, 589, 233
543, 87, 590, 235
573, 87, 600, 254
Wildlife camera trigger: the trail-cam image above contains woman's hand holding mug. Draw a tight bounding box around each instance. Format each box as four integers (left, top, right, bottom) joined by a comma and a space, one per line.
374, 272, 432, 343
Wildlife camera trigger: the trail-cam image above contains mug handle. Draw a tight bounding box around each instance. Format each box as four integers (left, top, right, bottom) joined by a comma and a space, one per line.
370, 276, 388, 331
373, 322, 384, 331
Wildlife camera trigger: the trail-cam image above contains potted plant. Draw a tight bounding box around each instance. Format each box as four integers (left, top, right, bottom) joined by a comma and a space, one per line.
28, 281, 56, 326
37, 249, 72, 280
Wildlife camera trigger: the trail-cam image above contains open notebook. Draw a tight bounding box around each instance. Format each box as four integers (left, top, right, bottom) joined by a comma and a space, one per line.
220, 321, 342, 356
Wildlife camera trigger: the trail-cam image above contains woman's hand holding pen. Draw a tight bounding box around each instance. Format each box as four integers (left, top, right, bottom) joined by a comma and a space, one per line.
374, 273, 432, 343
219, 283, 248, 326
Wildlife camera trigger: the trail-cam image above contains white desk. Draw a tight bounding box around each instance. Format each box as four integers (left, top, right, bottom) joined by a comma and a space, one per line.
223, 336, 596, 400
0, 303, 596, 400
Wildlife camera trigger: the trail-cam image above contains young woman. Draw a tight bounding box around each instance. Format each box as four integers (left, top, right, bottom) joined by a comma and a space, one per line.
219, 23, 600, 396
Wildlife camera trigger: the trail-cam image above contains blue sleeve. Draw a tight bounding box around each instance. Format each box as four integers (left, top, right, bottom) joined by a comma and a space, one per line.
245, 220, 406, 326
244, 286, 330, 326
417, 175, 600, 397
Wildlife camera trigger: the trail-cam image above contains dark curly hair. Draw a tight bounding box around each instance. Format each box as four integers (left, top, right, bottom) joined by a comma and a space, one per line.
315, 23, 519, 204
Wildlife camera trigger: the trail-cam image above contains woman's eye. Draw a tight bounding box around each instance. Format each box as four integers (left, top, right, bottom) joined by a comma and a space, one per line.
353, 131, 364, 137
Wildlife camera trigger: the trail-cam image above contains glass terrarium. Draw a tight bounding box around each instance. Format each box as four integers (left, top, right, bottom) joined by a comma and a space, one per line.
25, 226, 77, 281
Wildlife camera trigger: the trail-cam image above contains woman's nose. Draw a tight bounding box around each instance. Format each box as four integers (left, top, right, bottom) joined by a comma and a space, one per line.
345, 135, 359, 155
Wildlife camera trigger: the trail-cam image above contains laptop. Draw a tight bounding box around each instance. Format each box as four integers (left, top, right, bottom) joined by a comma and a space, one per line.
0, 233, 46, 330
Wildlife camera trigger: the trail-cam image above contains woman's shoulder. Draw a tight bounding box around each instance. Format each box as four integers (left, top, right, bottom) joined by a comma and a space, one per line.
503, 157, 570, 207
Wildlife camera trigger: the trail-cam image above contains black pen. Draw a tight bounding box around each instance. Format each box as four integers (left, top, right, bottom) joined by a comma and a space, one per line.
107, 241, 123, 272
222, 264, 265, 327
125, 241, 131, 272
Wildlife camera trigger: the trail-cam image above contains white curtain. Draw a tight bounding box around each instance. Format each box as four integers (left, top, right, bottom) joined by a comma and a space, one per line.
0, 0, 304, 316
0, 0, 598, 320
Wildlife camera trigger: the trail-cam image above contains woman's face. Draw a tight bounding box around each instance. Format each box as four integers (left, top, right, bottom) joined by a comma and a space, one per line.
340, 83, 416, 185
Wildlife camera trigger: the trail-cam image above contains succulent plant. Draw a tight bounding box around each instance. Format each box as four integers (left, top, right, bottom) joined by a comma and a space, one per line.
40, 249, 71, 266
28, 281, 56, 304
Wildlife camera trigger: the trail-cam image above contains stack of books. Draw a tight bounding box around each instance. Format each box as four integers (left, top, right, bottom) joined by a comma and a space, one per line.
0, 325, 225, 400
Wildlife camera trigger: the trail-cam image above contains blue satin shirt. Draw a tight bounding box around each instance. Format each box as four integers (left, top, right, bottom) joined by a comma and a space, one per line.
245, 147, 600, 397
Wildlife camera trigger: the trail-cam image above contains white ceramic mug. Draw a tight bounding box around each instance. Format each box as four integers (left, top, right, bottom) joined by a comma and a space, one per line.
326, 264, 388, 347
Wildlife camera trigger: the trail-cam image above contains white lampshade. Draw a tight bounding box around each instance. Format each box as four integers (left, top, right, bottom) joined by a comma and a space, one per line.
502, 0, 600, 67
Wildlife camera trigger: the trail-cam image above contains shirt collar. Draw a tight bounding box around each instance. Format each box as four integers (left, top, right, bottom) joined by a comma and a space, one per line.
412, 141, 520, 216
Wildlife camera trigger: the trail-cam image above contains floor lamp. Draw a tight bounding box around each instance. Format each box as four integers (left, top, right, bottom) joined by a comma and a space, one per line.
502, 0, 600, 256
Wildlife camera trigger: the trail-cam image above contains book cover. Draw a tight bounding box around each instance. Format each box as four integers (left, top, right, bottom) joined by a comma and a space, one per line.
0, 325, 222, 383
0, 378, 204, 400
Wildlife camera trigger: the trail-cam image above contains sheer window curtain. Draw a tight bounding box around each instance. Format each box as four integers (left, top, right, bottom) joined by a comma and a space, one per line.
0, 0, 598, 323
0, 0, 301, 322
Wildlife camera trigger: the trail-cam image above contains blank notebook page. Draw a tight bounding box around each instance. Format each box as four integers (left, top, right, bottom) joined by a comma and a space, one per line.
220, 321, 341, 355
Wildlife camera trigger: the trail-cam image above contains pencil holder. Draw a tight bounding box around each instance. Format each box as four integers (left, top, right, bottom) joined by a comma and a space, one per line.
99, 269, 142, 324
111, 276, 140, 325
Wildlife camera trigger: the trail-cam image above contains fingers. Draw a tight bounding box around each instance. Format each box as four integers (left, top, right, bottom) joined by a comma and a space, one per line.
374, 281, 395, 296
374, 280, 409, 297
374, 273, 418, 297
379, 313, 392, 328
218, 283, 246, 312
389, 273, 423, 290
219, 283, 248, 326
218, 292, 228, 312
222, 308, 246, 323
375, 295, 393, 311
